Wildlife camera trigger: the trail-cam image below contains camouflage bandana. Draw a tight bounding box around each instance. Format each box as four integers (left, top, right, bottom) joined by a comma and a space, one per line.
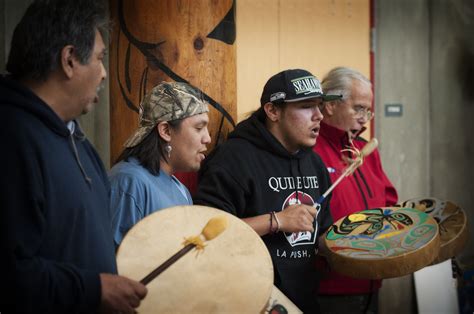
123, 82, 209, 148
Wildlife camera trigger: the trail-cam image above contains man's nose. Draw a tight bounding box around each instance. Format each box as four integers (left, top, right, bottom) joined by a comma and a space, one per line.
313, 107, 324, 120
101, 62, 107, 80
203, 127, 211, 144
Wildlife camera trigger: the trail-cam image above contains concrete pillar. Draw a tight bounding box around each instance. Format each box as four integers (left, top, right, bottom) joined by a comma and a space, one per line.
375, 0, 430, 313
430, 0, 474, 265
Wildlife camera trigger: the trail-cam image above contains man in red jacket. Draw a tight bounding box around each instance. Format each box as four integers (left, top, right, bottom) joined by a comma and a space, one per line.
313, 67, 398, 313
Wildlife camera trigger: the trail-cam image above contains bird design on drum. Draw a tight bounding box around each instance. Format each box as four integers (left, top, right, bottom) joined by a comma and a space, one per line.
328, 208, 414, 240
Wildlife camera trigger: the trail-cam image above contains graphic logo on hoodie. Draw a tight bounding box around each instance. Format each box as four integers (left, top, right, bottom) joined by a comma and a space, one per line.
281, 191, 319, 247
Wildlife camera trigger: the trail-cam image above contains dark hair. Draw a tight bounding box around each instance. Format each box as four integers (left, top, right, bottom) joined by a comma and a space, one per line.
257, 102, 288, 123
6, 0, 108, 81
116, 120, 182, 176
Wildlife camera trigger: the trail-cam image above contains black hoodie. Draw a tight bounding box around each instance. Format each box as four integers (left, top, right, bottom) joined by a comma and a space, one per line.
195, 108, 332, 313
0, 76, 116, 313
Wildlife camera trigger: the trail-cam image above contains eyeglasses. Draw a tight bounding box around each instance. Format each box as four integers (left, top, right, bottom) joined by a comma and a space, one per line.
353, 106, 374, 120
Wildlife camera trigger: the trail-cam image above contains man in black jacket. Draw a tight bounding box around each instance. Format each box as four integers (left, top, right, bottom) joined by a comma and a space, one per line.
195, 69, 341, 313
0, 1, 146, 313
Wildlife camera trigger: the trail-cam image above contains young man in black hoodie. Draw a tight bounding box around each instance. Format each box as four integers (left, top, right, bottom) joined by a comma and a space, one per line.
195, 69, 342, 313
0, 1, 146, 313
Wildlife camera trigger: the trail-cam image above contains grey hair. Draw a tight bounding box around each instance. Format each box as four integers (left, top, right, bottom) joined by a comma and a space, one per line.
321, 67, 372, 102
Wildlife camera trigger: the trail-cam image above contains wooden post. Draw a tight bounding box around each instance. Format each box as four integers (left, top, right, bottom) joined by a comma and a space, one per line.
109, 0, 237, 172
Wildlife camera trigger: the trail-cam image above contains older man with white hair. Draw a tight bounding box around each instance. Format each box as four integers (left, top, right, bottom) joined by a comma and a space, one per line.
313, 67, 398, 314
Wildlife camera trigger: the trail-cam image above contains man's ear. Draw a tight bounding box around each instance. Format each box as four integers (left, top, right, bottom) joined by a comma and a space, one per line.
157, 122, 172, 142
60, 45, 76, 79
263, 102, 281, 122
324, 101, 338, 116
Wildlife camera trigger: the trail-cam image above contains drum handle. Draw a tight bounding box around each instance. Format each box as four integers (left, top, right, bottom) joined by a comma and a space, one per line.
139, 216, 228, 285
140, 243, 195, 285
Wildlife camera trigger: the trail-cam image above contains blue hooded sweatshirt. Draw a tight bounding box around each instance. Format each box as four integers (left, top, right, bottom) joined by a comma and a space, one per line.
0, 75, 116, 313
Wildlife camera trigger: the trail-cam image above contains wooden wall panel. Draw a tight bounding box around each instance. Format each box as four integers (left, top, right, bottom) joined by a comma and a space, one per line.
235, 0, 280, 120
237, 0, 371, 138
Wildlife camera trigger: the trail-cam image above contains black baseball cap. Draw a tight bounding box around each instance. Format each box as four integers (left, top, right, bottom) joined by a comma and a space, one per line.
260, 69, 342, 106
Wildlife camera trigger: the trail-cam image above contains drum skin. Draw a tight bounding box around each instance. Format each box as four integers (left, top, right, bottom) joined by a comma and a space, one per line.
400, 197, 469, 265
324, 207, 440, 279
116, 205, 273, 313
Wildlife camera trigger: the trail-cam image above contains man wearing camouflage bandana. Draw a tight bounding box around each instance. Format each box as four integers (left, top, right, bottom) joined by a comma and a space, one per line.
109, 81, 211, 247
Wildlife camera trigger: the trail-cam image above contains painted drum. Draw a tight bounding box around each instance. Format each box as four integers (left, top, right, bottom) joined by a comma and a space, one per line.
399, 197, 469, 264
116, 205, 273, 313
324, 207, 440, 279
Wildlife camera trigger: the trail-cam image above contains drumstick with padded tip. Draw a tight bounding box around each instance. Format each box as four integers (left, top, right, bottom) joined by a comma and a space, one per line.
315, 138, 379, 207
140, 215, 228, 285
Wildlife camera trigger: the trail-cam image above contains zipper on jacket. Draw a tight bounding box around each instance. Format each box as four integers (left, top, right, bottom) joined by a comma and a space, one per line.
353, 172, 369, 210
356, 168, 373, 198
68, 123, 92, 187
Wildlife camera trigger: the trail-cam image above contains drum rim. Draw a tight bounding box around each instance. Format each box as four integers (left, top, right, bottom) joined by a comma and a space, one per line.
432, 200, 469, 264
398, 197, 469, 265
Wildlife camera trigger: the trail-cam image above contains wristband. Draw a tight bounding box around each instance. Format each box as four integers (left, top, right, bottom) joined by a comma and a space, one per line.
269, 212, 274, 234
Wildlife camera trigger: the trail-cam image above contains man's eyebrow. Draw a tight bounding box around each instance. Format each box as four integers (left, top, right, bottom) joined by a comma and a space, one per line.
196, 119, 208, 125
195, 117, 209, 125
